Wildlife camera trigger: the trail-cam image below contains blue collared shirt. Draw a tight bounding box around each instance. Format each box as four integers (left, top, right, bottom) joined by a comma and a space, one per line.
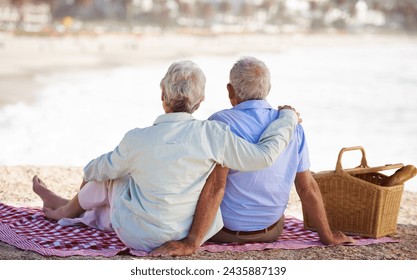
209, 100, 310, 231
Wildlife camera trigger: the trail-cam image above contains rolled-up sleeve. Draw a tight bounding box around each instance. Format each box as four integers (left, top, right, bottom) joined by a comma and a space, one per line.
83, 131, 132, 182
220, 109, 297, 171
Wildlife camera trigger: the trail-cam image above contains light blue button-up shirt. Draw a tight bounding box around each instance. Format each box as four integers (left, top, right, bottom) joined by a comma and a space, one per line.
209, 100, 310, 231
83, 110, 297, 251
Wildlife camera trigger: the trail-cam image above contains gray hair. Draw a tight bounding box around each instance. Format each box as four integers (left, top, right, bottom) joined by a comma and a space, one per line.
160, 60, 206, 114
229, 56, 271, 101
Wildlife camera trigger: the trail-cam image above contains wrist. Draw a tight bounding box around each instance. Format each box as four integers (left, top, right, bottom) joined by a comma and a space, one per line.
182, 235, 201, 249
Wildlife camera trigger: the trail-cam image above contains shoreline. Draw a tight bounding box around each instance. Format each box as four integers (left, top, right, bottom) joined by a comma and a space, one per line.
1, 32, 417, 107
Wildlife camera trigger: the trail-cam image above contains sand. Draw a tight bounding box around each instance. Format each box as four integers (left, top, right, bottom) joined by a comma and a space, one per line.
0, 32, 416, 260
0, 165, 416, 260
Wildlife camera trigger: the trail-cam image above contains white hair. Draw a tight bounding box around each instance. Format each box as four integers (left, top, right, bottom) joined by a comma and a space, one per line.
229, 56, 271, 101
160, 60, 206, 113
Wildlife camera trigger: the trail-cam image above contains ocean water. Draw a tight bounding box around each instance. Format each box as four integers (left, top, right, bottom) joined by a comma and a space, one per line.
1, 41, 416, 191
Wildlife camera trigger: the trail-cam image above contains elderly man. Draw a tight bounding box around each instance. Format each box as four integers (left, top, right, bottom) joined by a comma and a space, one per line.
151, 57, 352, 257
32, 60, 300, 253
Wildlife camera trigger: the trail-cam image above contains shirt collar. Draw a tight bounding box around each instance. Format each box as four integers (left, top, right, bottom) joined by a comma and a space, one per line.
232, 99, 273, 110
153, 112, 195, 125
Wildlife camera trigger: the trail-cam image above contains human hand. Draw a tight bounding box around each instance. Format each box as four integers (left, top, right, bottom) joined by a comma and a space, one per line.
278, 105, 302, 124
149, 239, 198, 257
322, 230, 355, 245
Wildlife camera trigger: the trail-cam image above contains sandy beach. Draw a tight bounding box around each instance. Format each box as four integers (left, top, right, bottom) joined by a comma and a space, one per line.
0, 165, 416, 260
0, 32, 416, 260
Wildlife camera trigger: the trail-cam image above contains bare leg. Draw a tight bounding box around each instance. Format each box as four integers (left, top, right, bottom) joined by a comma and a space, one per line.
32, 175, 69, 209
43, 194, 85, 221
32, 175, 85, 221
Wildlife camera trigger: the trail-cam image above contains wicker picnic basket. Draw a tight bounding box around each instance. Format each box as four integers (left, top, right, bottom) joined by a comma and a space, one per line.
303, 146, 404, 238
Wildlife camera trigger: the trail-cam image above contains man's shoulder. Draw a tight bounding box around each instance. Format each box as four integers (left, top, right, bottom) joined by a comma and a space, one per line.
202, 118, 230, 132
209, 108, 247, 125
295, 124, 307, 135
209, 108, 234, 120
291, 124, 306, 142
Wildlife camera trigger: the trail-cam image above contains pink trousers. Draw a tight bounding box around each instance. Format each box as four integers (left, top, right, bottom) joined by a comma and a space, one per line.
58, 180, 116, 231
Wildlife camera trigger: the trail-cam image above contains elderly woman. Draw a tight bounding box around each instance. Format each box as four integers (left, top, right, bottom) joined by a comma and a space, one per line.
32, 60, 299, 253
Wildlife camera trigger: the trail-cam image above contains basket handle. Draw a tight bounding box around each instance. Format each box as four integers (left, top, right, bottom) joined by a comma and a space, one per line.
335, 146, 368, 172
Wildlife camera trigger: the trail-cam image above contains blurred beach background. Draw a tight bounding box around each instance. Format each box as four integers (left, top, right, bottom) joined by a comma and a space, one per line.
0, 0, 416, 192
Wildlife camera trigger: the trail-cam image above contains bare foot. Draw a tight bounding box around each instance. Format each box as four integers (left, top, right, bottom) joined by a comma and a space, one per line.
43, 207, 68, 221
32, 175, 69, 209
43, 195, 85, 221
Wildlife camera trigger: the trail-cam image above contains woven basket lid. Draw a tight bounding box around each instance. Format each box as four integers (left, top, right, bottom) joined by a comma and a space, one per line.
314, 146, 403, 175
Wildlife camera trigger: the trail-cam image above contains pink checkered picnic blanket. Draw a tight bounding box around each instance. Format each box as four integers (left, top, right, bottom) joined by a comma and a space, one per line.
0, 203, 398, 257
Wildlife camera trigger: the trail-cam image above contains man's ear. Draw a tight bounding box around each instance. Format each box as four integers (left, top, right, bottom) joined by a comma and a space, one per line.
227, 83, 235, 100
